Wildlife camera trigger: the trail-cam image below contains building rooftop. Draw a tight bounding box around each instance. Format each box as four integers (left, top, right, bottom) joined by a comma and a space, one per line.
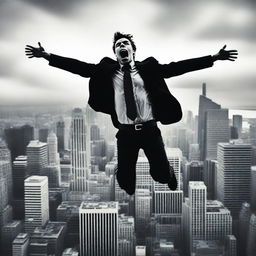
206, 200, 230, 213
80, 201, 118, 210
189, 181, 206, 189
13, 233, 29, 243
32, 222, 66, 238
27, 140, 47, 148
25, 175, 48, 184
165, 148, 183, 158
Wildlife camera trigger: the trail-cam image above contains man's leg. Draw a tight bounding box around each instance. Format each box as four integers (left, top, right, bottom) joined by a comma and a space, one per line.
142, 127, 177, 190
116, 130, 140, 195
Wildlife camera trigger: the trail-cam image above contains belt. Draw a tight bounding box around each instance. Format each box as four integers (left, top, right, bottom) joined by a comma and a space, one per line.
119, 120, 157, 131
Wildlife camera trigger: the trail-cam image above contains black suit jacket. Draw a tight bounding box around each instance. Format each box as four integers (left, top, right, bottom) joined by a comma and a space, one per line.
49, 54, 214, 128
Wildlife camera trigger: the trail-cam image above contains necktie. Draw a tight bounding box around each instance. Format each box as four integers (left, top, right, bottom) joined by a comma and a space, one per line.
122, 64, 137, 121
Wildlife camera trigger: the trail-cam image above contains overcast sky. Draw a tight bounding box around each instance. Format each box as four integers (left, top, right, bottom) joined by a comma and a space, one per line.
0, 0, 255, 116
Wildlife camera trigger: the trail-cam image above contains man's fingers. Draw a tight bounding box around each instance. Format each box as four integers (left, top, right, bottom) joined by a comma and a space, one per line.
38, 42, 41, 47
26, 45, 34, 49
28, 56, 34, 58
222, 45, 227, 50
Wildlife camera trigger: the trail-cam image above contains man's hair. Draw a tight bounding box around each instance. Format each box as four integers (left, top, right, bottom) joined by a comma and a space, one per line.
112, 32, 137, 53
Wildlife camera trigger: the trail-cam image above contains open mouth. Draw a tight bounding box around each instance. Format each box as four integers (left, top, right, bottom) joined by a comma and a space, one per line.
120, 49, 128, 58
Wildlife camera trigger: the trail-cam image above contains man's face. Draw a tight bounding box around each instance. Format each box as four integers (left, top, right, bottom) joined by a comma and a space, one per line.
114, 38, 135, 65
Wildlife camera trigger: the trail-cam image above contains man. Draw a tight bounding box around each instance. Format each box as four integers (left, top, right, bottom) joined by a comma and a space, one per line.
25, 32, 238, 195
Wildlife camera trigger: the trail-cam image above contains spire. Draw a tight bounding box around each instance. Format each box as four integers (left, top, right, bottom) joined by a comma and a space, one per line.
202, 83, 206, 97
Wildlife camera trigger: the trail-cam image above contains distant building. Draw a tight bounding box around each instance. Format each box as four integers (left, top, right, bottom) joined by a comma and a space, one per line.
56, 121, 65, 152
205, 109, 229, 160
4, 125, 33, 161
70, 108, 88, 192
198, 83, 221, 160
233, 115, 242, 138
12, 233, 29, 256
79, 202, 118, 256
24, 176, 49, 233
26, 140, 48, 175
30, 221, 67, 256
217, 143, 252, 218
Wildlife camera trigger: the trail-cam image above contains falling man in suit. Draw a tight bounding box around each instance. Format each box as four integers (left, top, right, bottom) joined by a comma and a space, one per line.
25, 32, 238, 195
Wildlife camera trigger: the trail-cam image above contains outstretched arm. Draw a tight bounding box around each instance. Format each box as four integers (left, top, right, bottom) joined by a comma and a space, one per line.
25, 42, 97, 77
159, 45, 238, 78
25, 42, 50, 61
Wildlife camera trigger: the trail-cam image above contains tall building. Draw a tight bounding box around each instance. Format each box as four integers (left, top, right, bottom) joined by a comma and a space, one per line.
198, 83, 221, 160
251, 166, 256, 212
24, 176, 49, 233
184, 161, 204, 196
232, 115, 242, 138
205, 109, 229, 160
12, 156, 27, 199
238, 202, 251, 255
135, 189, 151, 244
183, 181, 206, 254
247, 214, 256, 256
70, 108, 88, 192
4, 125, 34, 161
57, 201, 81, 248
47, 131, 59, 166
12, 233, 29, 256
1, 220, 23, 256
136, 157, 153, 192
0, 159, 13, 231
29, 221, 66, 256
249, 124, 256, 146
26, 140, 48, 175
43, 132, 61, 188
225, 235, 237, 256
56, 120, 65, 152
206, 200, 232, 241
119, 214, 135, 256
204, 159, 217, 200
79, 202, 118, 256
189, 143, 200, 161
39, 128, 49, 143
217, 143, 252, 218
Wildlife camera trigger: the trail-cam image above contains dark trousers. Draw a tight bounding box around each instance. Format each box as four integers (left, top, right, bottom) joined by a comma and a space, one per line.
116, 124, 171, 194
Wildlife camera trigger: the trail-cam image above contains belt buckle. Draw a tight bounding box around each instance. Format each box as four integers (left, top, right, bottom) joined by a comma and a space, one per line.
135, 124, 143, 131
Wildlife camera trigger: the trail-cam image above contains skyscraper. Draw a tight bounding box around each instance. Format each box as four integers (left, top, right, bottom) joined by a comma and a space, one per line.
70, 108, 88, 192
26, 140, 48, 176
12, 156, 27, 199
135, 189, 151, 244
24, 176, 49, 233
251, 166, 256, 212
183, 181, 207, 253
47, 131, 59, 166
12, 233, 29, 256
79, 202, 118, 256
43, 132, 61, 187
56, 120, 65, 152
205, 109, 229, 160
217, 142, 252, 218
4, 125, 34, 161
119, 214, 135, 256
206, 200, 232, 241
232, 115, 242, 138
198, 83, 221, 160
247, 214, 256, 256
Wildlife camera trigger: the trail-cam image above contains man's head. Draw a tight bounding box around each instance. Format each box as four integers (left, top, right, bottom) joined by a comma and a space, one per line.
113, 32, 136, 65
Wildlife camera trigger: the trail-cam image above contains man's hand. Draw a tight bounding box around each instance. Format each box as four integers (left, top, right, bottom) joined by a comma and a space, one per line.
213, 45, 238, 62
25, 42, 50, 60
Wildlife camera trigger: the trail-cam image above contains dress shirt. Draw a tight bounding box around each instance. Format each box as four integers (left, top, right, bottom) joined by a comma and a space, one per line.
113, 61, 154, 124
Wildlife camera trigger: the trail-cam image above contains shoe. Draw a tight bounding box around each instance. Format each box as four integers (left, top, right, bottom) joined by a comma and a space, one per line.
125, 188, 135, 195
167, 169, 177, 191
